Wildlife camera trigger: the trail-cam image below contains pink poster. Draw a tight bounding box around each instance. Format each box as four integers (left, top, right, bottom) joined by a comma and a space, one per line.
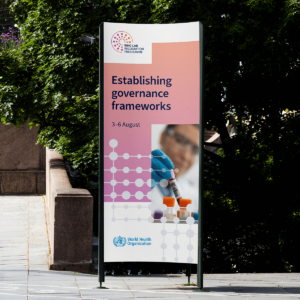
102, 22, 201, 263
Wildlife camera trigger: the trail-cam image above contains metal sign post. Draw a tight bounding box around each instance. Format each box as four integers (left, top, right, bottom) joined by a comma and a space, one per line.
98, 23, 105, 287
197, 22, 204, 289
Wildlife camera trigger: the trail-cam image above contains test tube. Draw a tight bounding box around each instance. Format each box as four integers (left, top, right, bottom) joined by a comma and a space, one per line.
153, 210, 163, 220
163, 197, 176, 221
177, 198, 192, 220
168, 169, 182, 203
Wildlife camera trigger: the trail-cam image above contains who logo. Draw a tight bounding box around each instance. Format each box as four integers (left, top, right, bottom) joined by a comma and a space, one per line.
113, 236, 127, 247
111, 31, 133, 53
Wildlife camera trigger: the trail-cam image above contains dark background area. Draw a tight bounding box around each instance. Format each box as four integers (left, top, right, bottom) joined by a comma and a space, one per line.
0, 0, 14, 35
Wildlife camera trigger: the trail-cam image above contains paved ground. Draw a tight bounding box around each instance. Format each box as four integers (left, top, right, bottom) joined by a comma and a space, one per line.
0, 196, 300, 300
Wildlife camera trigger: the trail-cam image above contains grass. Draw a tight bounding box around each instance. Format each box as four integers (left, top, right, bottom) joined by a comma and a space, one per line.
182, 282, 197, 286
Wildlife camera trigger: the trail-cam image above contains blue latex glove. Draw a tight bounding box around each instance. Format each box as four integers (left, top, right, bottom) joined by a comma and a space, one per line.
151, 149, 174, 189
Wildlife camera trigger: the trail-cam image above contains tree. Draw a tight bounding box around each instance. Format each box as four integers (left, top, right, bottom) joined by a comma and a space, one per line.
0, 0, 115, 181
146, 0, 300, 272
1, 0, 300, 272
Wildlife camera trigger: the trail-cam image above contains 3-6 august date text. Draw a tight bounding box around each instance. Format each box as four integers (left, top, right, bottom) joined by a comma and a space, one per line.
112, 122, 141, 128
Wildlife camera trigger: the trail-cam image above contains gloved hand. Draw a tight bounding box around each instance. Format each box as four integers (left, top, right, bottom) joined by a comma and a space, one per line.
151, 149, 174, 189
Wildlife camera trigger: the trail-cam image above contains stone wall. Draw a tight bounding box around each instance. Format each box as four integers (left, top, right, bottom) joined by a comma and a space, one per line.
46, 148, 94, 273
0, 122, 45, 194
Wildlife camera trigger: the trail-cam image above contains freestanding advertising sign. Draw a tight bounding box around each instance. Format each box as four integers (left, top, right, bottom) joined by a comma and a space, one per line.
99, 22, 204, 288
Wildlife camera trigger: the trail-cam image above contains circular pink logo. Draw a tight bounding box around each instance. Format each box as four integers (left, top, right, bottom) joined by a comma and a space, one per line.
111, 31, 133, 53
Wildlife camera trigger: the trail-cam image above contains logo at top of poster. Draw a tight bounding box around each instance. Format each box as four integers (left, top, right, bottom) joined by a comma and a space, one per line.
111, 31, 133, 53
113, 236, 126, 247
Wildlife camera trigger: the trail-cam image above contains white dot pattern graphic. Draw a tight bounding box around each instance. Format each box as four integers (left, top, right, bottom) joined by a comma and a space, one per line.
109, 139, 118, 148
159, 179, 168, 187
122, 191, 130, 200
187, 244, 193, 251
110, 192, 117, 199
105, 139, 152, 204
110, 179, 117, 186
123, 153, 130, 159
173, 244, 180, 250
135, 179, 144, 187
161, 243, 167, 250
174, 230, 180, 236
161, 229, 167, 236
135, 191, 144, 200
186, 216, 195, 225
148, 179, 154, 187
104, 138, 197, 263
160, 217, 167, 223
109, 152, 118, 161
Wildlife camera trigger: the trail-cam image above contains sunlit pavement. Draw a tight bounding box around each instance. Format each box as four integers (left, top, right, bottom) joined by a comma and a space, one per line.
0, 196, 299, 300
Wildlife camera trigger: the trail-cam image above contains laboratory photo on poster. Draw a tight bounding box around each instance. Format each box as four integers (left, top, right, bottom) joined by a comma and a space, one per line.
150, 124, 199, 225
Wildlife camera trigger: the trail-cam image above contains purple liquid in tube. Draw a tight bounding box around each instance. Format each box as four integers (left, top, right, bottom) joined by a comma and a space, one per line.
153, 211, 163, 219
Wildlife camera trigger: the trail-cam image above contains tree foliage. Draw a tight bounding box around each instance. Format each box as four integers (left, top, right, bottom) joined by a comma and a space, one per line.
1, 0, 300, 272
